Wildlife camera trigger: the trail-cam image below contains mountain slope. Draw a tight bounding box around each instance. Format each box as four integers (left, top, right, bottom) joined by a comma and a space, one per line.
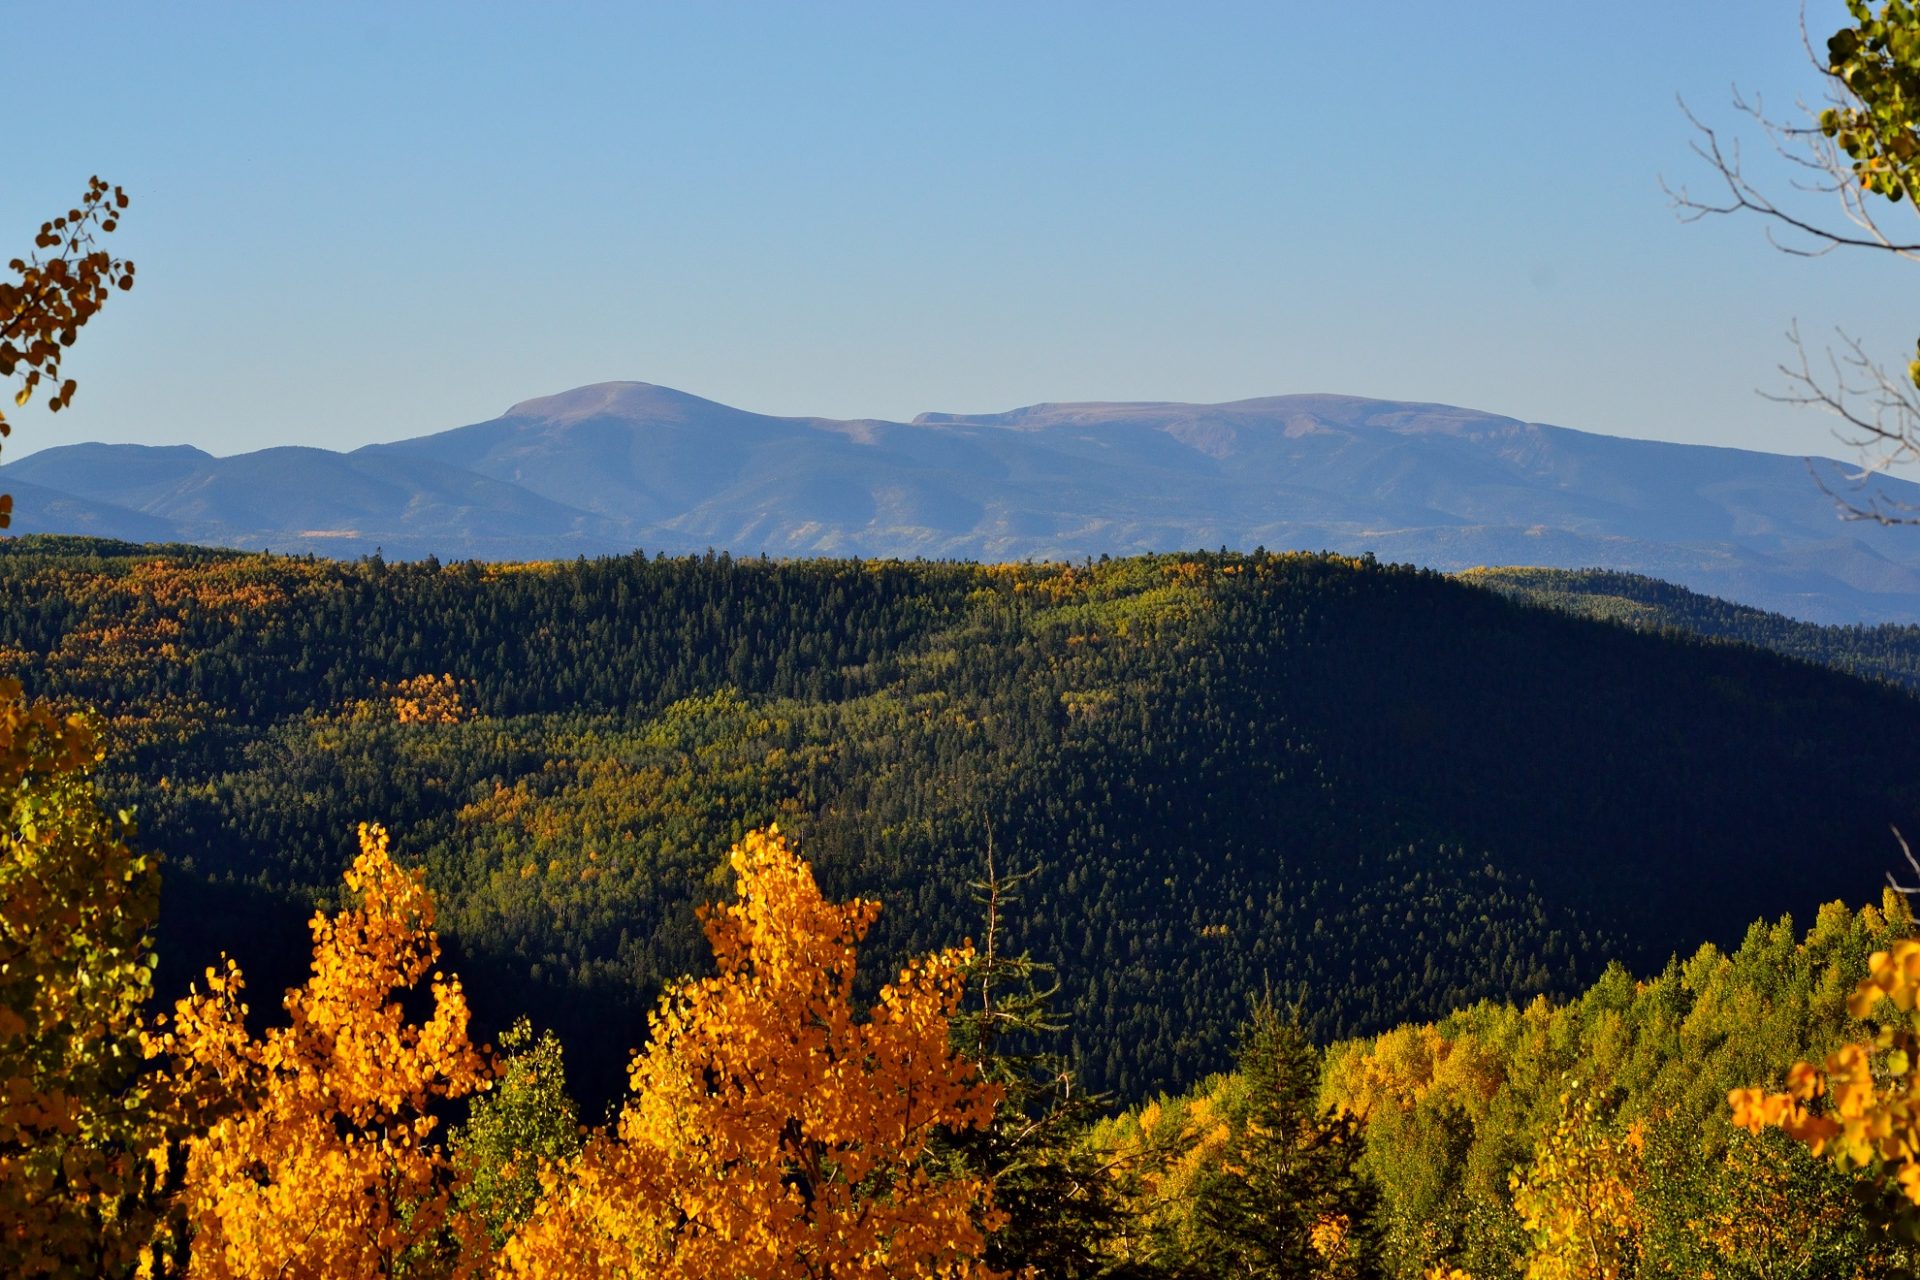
1460, 565, 1920, 693
4, 539, 1918, 1100
10, 381, 1920, 620
5, 440, 630, 559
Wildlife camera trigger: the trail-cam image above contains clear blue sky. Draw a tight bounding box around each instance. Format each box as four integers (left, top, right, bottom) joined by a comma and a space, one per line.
7, 1, 1907, 461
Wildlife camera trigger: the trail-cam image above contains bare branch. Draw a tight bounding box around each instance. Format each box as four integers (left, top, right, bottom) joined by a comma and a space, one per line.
1760, 323, 1920, 521
1886, 827, 1920, 896
1666, 95, 1920, 258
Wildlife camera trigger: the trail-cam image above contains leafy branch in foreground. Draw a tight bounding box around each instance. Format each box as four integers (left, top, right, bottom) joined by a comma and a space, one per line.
0, 177, 135, 527
1731, 922, 1920, 1244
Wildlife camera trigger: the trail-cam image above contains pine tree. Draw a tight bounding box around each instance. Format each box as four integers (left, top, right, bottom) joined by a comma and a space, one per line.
942, 842, 1135, 1278
1191, 998, 1382, 1280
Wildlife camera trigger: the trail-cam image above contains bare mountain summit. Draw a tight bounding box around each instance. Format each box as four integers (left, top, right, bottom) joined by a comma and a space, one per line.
7, 380, 1920, 623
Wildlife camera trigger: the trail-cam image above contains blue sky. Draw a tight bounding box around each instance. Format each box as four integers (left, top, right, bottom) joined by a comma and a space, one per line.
7, 1, 1908, 461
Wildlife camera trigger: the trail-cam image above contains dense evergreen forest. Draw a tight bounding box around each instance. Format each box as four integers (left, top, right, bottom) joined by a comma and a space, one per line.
4, 535, 1918, 1107
1460, 565, 1920, 693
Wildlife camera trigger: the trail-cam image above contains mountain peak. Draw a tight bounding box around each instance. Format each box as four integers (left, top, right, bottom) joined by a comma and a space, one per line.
10, 382, 1920, 623
500, 381, 738, 426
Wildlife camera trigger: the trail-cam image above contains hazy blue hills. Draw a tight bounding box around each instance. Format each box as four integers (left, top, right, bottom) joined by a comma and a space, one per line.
9, 380, 1920, 622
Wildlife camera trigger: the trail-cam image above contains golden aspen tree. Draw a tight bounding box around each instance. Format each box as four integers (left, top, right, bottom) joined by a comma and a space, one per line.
390, 674, 468, 725
0, 679, 170, 1277
151, 823, 491, 1279
0, 177, 135, 525
502, 825, 1005, 1280
1510, 1083, 1644, 1280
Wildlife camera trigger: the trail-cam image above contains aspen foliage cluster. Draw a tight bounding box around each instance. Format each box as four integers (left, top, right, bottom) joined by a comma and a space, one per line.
0, 177, 135, 524
0, 678, 167, 1277
1731, 934, 1920, 1233
147, 822, 491, 1279
501, 826, 1005, 1280
389, 674, 469, 726
1507, 1085, 1643, 1280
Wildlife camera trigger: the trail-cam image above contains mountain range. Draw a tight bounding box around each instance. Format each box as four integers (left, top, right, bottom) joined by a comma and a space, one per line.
8, 380, 1920, 623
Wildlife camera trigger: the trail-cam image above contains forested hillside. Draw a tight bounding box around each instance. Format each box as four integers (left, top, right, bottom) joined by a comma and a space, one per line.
1094, 893, 1917, 1279
6, 536, 1919, 1104
1461, 565, 1920, 693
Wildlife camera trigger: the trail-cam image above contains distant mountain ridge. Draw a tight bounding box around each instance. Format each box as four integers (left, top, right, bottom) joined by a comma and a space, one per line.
8, 380, 1920, 622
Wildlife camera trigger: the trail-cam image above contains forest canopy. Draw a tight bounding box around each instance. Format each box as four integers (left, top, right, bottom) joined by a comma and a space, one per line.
2, 538, 1917, 1106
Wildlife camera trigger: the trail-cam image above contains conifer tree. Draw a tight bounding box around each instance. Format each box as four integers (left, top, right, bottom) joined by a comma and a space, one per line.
1190, 998, 1382, 1280
943, 846, 1133, 1278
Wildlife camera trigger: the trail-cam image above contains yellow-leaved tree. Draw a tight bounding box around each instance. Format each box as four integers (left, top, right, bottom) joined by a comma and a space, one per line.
502, 825, 1005, 1280
150, 823, 491, 1279
0, 679, 171, 1277
1509, 1082, 1644, 1280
